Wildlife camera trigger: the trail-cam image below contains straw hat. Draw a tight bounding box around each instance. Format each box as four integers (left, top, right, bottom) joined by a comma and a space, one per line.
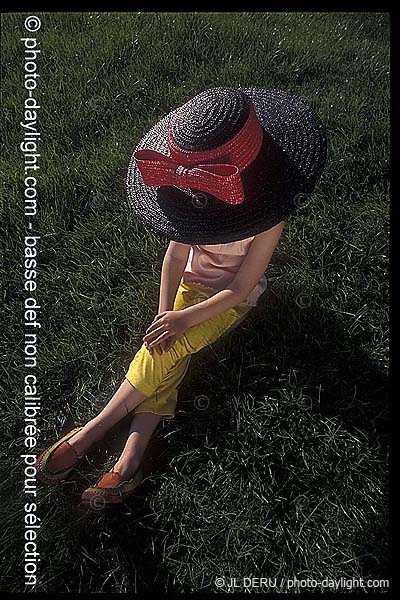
126, 87, 326, 244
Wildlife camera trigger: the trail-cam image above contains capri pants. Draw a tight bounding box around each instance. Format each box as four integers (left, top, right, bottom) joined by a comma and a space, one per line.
124, 278, 253, 421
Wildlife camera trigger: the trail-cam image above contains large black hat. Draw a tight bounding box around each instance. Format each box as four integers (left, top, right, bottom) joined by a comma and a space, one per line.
126, 87, 327, 244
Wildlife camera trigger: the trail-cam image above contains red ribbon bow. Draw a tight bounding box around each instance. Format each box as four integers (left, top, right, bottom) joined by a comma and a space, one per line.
134, 102, 264, 205
134, 150, 243, 204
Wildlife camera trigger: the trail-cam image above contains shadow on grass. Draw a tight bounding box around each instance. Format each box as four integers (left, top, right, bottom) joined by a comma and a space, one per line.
183, 277, 388, 449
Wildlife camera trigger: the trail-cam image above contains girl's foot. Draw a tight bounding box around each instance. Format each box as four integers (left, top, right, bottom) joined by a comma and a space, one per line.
35, 427, 85, 485
81, 451, 144, 505
36, 421, 110, 484
80, 465, 144, 505
112, 455, 142, 481
81, 412, 161, 505
81, 430, 148, 505
45, 425, 98, 474
46, 431, 82, 473
66, 422, 103, 457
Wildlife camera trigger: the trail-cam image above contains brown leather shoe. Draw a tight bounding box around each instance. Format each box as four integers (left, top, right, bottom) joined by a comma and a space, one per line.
35, 427, 84, 485
81, 467, 144, 506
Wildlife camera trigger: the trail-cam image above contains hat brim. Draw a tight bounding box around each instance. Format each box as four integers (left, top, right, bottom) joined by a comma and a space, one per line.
126, 87, 327, 244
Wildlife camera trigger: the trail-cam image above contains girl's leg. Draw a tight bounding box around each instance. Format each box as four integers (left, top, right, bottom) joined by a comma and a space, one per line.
53, 284, 251, 473
77, 282, 250, 459
106, 296, 253, 481
112, 411, 163, 480
64, 332, 191, 468
67, 378, 148, 458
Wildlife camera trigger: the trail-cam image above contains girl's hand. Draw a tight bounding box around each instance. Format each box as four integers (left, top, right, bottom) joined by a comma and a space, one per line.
162, 334, 178, 352
145, 334, 177, 356
144, 315, 170, 356
143, 310, 189, 350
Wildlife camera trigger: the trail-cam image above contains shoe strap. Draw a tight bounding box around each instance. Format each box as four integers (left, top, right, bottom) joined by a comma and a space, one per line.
64, 439, 84, 461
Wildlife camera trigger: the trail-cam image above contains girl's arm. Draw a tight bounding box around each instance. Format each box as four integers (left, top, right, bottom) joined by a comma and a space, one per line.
143, 222, 285, 352
157, 241, 191, 312
182, 221, 285, 328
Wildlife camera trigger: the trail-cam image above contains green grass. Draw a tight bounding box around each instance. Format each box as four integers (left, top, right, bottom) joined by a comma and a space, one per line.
1, 11, 389, 594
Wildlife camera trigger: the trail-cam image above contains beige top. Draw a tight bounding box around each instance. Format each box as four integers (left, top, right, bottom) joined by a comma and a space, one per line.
182, 235, 268, 307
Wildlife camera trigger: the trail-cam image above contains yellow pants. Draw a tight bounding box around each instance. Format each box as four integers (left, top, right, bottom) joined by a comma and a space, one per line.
124, 278, 253, 421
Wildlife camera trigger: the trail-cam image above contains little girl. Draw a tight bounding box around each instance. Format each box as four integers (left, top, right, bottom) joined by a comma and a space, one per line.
35, 86, 326, 505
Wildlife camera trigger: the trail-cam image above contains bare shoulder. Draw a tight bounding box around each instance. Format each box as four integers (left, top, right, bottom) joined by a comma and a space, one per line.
245, 221, 285, 264
251, 221, 285, 249
167, 240, 192, 260
253, 221, 286, 240
229, 221, 286, 296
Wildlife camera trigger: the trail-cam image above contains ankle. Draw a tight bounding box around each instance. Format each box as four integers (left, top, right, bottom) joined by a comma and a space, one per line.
114, 447, 144, 480
81, 419, 108, 443
68, 421, 101, 454
114, 457, 141, 480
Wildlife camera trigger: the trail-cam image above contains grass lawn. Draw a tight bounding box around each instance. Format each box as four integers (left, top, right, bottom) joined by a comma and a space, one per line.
1, 11, 389, 594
